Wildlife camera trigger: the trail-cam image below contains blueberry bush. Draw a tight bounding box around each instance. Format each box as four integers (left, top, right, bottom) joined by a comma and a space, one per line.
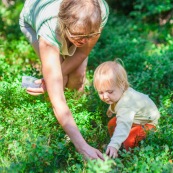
0, 1, 173, 172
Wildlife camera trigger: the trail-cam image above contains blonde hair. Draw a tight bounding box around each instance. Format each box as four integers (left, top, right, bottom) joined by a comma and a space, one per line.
57, 0, 102, 37
93, 60, 129, 91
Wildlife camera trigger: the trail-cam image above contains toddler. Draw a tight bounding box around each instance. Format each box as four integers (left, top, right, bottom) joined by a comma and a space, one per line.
93, 60, 160, 158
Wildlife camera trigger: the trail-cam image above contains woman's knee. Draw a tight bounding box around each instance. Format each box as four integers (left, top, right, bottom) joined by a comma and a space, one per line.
66, 58, 88, 90
67, 71, 85, 90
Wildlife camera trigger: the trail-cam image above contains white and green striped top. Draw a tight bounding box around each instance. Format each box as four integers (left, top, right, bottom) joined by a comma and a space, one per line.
21, 0, 109, 56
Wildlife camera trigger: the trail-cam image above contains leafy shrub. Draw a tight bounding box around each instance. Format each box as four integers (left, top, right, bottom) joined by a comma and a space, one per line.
0, 1, 173, 173
130, 0, 173, 22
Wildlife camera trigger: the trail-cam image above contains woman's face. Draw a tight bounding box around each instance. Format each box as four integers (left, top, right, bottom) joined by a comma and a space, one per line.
66, 27, 101, 47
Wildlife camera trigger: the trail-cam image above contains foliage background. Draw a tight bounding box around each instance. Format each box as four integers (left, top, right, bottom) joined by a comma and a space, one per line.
0, 0, 173, 172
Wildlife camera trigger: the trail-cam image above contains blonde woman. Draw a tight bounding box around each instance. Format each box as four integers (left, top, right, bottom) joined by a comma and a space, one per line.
93, 61, 160, 158
19, 0, 109, 160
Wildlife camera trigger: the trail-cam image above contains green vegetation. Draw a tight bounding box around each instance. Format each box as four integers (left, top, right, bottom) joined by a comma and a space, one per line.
0, 0, 173, 172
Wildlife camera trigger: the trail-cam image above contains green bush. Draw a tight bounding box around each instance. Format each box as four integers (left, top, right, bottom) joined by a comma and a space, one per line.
107, 0, 173, 23
0, 1, 173, 172
131, 0, 173, 22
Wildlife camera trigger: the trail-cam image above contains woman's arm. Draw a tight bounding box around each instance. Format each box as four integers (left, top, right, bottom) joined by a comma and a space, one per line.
35, 37, 103, 160
26, 35, 100, 93
61, 35, 100, 77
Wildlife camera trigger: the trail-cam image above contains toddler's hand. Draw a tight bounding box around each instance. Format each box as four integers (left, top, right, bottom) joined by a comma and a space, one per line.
106, 146, 118, 158
26, 78, 47, 95
106, 109, 113, 118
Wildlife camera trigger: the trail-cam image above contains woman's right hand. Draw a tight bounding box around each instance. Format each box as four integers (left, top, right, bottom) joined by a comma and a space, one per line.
26, 78, 47, 95
77, 143, 104, 161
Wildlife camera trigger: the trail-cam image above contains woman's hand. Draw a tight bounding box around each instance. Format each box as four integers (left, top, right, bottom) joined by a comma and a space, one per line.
106, 146, 118, 158
26, 78, 47, 95
26, 75, 69, 95
78, 143, 104, 161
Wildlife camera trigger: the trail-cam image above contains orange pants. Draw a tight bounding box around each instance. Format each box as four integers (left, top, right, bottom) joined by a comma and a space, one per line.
108, 117, 155, 151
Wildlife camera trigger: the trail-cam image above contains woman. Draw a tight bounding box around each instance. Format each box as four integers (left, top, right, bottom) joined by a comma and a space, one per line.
19, 0, 109, 160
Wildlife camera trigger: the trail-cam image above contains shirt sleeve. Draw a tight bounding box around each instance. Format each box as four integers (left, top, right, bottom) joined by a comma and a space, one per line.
37, 17, 61, 50
100, 0, 109, 28
108, 108, 136, 150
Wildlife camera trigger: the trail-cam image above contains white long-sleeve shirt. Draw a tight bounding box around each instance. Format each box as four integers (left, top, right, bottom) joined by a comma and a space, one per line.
108, 87, 160, 150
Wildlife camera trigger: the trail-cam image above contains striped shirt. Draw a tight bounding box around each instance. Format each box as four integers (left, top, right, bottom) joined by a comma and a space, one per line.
20, 0, 109, 56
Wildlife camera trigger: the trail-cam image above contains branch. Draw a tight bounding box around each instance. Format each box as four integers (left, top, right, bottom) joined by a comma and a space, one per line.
159, 9, 173, 26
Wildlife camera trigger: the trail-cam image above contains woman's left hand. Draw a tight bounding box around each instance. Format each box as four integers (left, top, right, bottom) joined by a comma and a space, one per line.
26, 78, 47, 95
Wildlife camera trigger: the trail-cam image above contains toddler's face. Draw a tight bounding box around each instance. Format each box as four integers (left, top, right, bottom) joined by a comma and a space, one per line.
97, 85, 124, 104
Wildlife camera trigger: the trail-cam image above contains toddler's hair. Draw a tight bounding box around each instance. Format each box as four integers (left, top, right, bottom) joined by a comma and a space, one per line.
93, 60, 129, 91
57, 0, 101, 37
